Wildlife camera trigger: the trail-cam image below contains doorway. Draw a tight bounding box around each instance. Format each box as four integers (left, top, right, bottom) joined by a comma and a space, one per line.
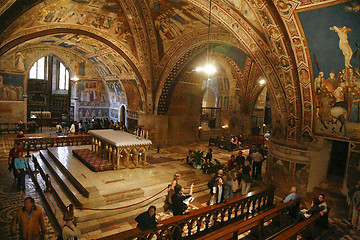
327, 140, 349, 181
120, 105, 126, 124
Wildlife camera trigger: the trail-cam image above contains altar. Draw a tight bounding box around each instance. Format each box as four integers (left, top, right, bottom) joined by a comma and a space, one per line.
88, 129, 152, 169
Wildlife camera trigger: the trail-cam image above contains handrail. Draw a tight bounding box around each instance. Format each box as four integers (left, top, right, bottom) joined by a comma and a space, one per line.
271, 213, 321, 240
14, 134, 92, 155
99, 185, 276, 240
196, 198, 301, 240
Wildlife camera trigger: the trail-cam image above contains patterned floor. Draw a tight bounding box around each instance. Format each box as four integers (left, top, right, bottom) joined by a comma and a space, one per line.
0, 133, 358, 239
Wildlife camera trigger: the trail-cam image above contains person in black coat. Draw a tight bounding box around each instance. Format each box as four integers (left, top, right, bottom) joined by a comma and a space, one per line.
204, 148, 212, 163
171, 184, 194, 216
295, 198, 324, 223
135, 206, 158, 230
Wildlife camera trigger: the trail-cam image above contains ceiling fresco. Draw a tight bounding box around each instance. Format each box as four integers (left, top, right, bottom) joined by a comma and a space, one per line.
1, 0, 359, 142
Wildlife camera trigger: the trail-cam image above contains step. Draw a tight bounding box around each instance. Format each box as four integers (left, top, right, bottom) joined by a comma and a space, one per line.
40, 151, 83, 208
46, 149, 90, 197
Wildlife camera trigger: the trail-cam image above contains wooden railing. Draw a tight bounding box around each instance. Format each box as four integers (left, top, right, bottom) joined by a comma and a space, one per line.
15, 134, 92, 155
197, 198, 301, 240
271, 213, 321, 240
99, 186, 276, 240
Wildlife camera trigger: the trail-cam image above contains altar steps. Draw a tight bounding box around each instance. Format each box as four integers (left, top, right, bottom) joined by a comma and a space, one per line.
30, 148, 212, 237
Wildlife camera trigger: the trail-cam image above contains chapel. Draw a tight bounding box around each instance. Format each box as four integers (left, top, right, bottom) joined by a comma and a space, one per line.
0, 0, 359, 239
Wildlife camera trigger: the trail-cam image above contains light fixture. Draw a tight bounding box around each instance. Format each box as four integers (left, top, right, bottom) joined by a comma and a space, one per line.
31, 114, 37, 119
195, 0, 216, 76
71, 34, 80, 82
71, 75, 79, 81
259, 79, 266, 85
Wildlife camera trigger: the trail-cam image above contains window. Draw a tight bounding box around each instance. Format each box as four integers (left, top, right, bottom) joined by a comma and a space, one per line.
58, 62, 69, 90
29, 57, 46, 80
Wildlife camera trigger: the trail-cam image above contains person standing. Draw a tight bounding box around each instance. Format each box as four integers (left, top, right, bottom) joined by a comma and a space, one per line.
165, 173, 181, 211
171, 183, 194, 216
240, 160, 252, 195
235, 151, 245, 168
56, 122, 63, 133
135, 206, 158, 230
62, 211, 81, 240
211, 177, 226, 205
11, 197, 46, 240
18, 120, 26, 132
8, 143, 23, 180
251, 150, 263, 180
14, 152, 29, 191
224, 168, 235, 200
204, 148, 213, 163
69, 122, 76, 133
227, 155, 235, 170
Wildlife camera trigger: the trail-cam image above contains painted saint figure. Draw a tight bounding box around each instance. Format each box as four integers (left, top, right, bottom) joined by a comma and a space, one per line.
330, 26, 353, 68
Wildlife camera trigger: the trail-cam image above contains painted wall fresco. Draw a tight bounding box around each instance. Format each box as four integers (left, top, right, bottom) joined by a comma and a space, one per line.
120, 79, 143, 111
77, 80, 107, 105
223, 0, 262, 33
148, 0, 211, 54
298, 1, 360, 136
78, 107, 109, 120
7, 0, 136, 54
0, 72, 24, 101
106, 80, 126, 105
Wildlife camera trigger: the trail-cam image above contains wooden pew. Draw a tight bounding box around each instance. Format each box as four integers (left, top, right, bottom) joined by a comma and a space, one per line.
270, 213, 322, 240
196, 198, 301, 240
98, 186, 277, 240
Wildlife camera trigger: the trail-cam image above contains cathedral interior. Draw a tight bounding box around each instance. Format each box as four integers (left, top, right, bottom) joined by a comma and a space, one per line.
0, 0, 360, 239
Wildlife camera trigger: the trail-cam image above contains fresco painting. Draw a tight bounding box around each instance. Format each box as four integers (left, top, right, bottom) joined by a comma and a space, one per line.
298, 1, 360, 136
106, 80, 126, 105
77, 80, 107, 104
148, 0, 214, 53
0, 72, 24, 101
120, 79, 143, 111
8, 0, 136, 55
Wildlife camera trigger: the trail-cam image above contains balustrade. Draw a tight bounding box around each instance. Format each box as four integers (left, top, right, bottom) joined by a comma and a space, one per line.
15, 134, 92, 155
99, 186, 276, 240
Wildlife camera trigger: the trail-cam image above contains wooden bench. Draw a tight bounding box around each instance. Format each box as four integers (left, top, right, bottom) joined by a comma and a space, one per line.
196, 198, 301, 240
271, 213, 322, 240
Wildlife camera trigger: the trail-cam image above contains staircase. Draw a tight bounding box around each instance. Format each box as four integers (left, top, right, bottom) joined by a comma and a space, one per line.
29, 147, 212, 238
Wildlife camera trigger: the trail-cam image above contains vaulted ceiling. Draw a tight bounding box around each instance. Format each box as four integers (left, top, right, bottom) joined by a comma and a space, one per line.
1, 0, 351, 142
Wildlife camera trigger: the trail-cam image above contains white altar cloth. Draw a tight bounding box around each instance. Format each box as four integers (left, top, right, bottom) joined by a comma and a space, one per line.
88, 129, 152, 147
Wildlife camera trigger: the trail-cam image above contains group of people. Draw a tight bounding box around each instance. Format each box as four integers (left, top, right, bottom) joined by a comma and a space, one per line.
8, 143, 29, 191
55, 119, 127, 134
282, 186, 328, 224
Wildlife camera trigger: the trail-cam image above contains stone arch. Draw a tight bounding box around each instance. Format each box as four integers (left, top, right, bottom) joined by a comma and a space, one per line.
0, 26, 147, 110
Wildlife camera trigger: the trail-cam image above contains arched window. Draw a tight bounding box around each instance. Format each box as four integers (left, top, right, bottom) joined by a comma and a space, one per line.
28, 55, 70, 94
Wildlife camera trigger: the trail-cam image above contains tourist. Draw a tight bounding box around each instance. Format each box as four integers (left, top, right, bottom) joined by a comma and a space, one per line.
352, 186, 360, 231
14, 152, 29, 191
8, 143, 23, 180
171, 183, 194, 216
135, 206, 159, 230
70, 122, 76, 133
318, 194, 328, 216
207, 169, 224, 191
16, 130, 25, 138
235, 150, 245, 168
62, 211, 81, 240
185, 150, 192, 165
227, 155, 236, 170
56, 122, 63, 133
283, 186, 298, 203
240, 160, 252, 195
204, 148, 212, 163
11, 197, 46, 239
18, 120, 26, 132
224, 168, 235, 200
295, 198, 324, 223
165, 173, 181, 211
210, 177, 226, 205
348, 180, 360, 221
251, 150, 263, 180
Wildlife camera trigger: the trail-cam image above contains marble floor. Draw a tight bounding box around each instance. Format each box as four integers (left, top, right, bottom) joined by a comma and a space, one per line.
0, 133, 358, 240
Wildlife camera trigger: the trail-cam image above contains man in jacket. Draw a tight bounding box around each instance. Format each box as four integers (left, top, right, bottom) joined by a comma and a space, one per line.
11, 197, 46, 240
